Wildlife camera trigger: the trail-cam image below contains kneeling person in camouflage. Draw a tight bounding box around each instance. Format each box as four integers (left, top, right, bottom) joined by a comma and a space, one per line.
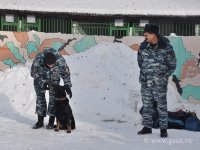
31, 48, 72, 129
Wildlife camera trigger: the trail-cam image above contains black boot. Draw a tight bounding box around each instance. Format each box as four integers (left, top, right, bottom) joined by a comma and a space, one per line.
32, 115, 44, 129
160, 129, 168, 138
46, 116, 55, 129
138, 127, 152, 135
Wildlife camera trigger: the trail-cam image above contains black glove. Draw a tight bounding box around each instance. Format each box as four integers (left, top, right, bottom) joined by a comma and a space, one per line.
43, 82, 50, 90
65, 85, 72, 98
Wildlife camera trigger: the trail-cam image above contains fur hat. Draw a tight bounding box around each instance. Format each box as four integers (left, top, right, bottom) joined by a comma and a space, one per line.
144, 24, 159, 35
44, 52, 56, 65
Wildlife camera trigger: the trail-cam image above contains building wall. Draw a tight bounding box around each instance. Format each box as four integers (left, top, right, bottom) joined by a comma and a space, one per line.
0, 31, 200, 103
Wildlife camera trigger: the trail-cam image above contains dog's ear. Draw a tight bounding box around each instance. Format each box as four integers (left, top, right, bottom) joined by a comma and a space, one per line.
51, 83, 58, 88
61, 85, 66, 90
52, 84, 58, 91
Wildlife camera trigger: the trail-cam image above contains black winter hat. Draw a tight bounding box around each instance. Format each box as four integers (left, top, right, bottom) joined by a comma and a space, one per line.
44, 52, 56, 65
144, 24, 159, 35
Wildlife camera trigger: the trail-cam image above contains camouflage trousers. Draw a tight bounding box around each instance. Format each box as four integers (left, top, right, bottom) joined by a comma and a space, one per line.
141, 84, 168, 129
34, 81, 56, 117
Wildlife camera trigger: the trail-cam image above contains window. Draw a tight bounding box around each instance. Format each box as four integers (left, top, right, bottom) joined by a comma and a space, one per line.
27, 15, 36, 23
5, 14, 14, 22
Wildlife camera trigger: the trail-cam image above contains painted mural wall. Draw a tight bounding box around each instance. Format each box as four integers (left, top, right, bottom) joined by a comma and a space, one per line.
0, 31, 200, 103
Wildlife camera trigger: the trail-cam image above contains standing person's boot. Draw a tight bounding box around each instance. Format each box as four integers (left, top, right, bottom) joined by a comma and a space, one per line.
46, 116, 55, 129
160, 129, 168, 138
138, 127, 152, 135
32, 115, 44, 129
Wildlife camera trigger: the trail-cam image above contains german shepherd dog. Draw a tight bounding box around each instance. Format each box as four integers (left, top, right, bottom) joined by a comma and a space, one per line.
53, 85, 75, 133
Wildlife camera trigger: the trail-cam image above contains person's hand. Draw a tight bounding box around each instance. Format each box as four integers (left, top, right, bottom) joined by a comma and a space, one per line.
65, 85, 72, 98
43, 82, 50, 90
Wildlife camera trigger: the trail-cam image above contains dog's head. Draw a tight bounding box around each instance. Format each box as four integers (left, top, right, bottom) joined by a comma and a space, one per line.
53, 84, 66, 99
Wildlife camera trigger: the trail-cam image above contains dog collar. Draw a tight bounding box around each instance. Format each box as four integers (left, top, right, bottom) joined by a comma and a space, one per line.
55, 97, 67, 101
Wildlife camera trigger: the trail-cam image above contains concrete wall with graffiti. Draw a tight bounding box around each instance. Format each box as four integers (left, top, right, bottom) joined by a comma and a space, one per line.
0, 31, 200, 102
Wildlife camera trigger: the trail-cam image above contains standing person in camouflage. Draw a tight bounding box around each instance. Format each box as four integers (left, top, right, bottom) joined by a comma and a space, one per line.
137, 24, 176, 137
31, 48, 72, 129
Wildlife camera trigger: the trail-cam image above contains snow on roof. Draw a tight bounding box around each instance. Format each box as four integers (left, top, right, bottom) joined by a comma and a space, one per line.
0, 0, 200, 16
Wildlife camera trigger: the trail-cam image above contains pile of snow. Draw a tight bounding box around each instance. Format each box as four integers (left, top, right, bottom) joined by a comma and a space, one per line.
0, 43, 200, 150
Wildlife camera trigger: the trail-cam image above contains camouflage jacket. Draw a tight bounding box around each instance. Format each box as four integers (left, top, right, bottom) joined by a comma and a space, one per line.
31, 48, 72, 88
137, 36, 176, 87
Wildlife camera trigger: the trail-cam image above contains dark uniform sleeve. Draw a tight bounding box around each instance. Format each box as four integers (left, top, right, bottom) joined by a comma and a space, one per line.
31, 53, 46, 87
137, 49, 143, 69
58, 56, 72, 87
137, 40, 148, 68
165, 47, 177, 77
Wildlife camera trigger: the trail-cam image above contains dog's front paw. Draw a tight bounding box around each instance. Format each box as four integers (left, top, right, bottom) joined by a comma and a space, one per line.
55, 128, 59, 132
66, 130, 71, 133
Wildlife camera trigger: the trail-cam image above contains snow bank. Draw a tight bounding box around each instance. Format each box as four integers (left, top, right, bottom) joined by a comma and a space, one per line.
1, 43, 200, 150
1, 42, 198, 122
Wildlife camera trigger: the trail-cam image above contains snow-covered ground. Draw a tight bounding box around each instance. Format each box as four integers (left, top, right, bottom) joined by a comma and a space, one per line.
0, 43, 200, 150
